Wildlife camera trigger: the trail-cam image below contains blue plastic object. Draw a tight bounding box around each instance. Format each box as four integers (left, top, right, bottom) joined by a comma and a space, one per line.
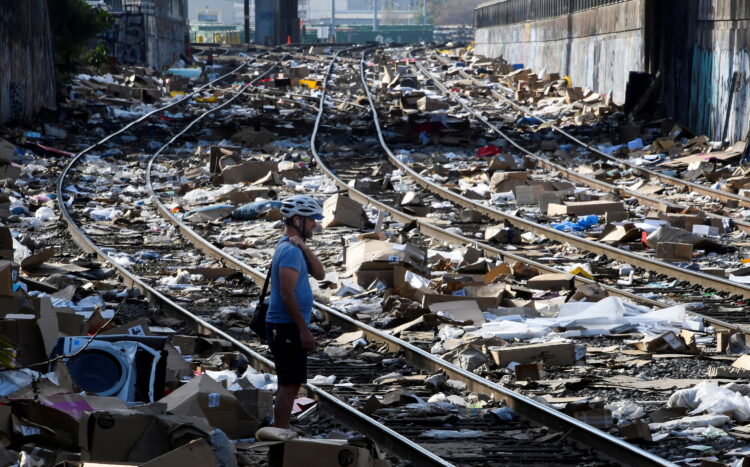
516, 117, 542, 126
491, 406, 518, 422
551, 215, 599, 232
232, 200, 282, 220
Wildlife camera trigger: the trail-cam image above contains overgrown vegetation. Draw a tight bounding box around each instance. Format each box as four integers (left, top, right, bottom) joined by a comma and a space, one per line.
48, 0, 114, 74
427, 0, 483, 26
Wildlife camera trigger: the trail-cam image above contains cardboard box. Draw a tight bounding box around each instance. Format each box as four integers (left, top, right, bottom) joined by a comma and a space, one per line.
488, 155, 522, 171
416, 96, 450, 111
287, 66, 310, 79
546, 200, 624, 216
537, 191, 565, 214
420, 292, 500, 311
0, 138, 16, 164
514, 362, 543, 381
231, 127, 275, 148
637, 331, 688, 353
0, 227, 12, 261
353, 266, 407, 289
158, 375, 258, 439
322, 195, 367, 230
618, 422, 652, 441
234, 388, 274, 421
270, 438, 386, 467
573, 408, 613, 430
692, 224, 719, 236
489, 171, 527, 192
0, 260, 19, 296
141, 439, 217, 467
345, 240, 426, 273
526, 273, 573, 291
655, 242, 693, 261
490, 342, 577, 367
79, 410, 212, 463
428, 300, 484, 324
658, 213, 705, 232
0, 314, 45, 366
513, 185, 546, 205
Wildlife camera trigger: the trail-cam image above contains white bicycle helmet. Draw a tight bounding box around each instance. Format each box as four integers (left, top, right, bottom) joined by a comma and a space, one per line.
281, 195, 324, 220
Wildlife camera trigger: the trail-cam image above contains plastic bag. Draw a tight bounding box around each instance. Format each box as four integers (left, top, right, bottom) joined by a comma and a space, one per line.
668, 381, 750, 422
232, 200, 282, 220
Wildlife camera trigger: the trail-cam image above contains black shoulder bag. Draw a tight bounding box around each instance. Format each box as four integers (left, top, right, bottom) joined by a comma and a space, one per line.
250, 265, 272, 341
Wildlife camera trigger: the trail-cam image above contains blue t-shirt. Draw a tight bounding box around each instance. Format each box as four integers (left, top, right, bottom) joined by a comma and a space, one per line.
267, 236, 313, 324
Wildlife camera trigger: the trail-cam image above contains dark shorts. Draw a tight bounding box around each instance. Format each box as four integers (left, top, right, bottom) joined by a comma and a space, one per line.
266, 322, 307, 386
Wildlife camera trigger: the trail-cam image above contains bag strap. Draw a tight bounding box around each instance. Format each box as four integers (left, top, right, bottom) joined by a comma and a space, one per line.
257, 267, 272, 308
257, 237, 289, 307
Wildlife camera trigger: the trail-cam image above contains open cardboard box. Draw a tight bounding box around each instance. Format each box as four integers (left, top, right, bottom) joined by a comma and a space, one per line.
268, 438, 391, 467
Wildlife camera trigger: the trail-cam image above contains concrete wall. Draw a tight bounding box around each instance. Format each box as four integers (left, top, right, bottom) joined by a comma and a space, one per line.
474, 0, 644, 104
0, 0, 56, 124
113, 0, 188, 70
683, 0, 750, 142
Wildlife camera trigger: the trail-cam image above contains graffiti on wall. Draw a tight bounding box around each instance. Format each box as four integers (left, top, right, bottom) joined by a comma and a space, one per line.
115, 13, 146, 64
9, 82, 23, 118
689, 45, 750, 142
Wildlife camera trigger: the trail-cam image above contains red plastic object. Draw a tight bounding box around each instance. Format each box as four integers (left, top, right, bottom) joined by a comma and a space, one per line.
476, 145, 501, 157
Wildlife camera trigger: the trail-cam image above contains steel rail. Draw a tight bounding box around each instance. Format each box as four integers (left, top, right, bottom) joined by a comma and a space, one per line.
142, 47, 672, 466
136, 49, 749, 467
433, 52, 750, 209
56, 54, 454, 467
358, 51, 750, 298
411, 50, 750, 336
415, 51, 750, 235
350, 48, 675, 467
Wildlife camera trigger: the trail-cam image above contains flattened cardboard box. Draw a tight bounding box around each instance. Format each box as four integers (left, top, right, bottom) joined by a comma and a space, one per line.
221, 161, 277, 184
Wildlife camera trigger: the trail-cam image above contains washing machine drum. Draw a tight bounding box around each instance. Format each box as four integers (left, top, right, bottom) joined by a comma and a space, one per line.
66, 347, 130, 397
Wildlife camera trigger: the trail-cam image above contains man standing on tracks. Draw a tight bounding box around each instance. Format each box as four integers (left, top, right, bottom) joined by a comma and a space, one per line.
266, 195, 326, 429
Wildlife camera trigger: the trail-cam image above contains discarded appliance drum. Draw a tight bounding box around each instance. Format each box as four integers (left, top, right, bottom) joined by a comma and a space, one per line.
51, 335, 167, 403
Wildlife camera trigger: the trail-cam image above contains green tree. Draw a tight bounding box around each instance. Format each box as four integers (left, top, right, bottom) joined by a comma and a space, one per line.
48, 0, 114, 73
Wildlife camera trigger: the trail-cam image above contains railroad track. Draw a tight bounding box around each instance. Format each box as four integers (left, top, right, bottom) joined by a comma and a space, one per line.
412, 49, 750, 237
51, 44, 750, 466
55, 47, 466, 467
337, 48, 750, 302
428, 50, 750, 210
141, 47, 670, 465
400, 49, 750, 334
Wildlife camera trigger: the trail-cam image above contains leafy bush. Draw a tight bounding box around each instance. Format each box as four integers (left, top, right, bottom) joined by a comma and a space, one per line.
48, 0, 114, 73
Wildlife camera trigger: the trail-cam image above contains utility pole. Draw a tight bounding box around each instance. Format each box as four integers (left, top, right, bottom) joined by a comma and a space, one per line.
422, 0, 426, 25
330, 0, 336, 41
373, 0, 379, 31
244, 0, 250, 44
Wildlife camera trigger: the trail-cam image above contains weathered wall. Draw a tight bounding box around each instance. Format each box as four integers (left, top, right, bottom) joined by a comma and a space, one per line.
474, 0, 645, 104
113, 0, 188, 70
682, 0, 750, 142
0, 0, 56, 124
